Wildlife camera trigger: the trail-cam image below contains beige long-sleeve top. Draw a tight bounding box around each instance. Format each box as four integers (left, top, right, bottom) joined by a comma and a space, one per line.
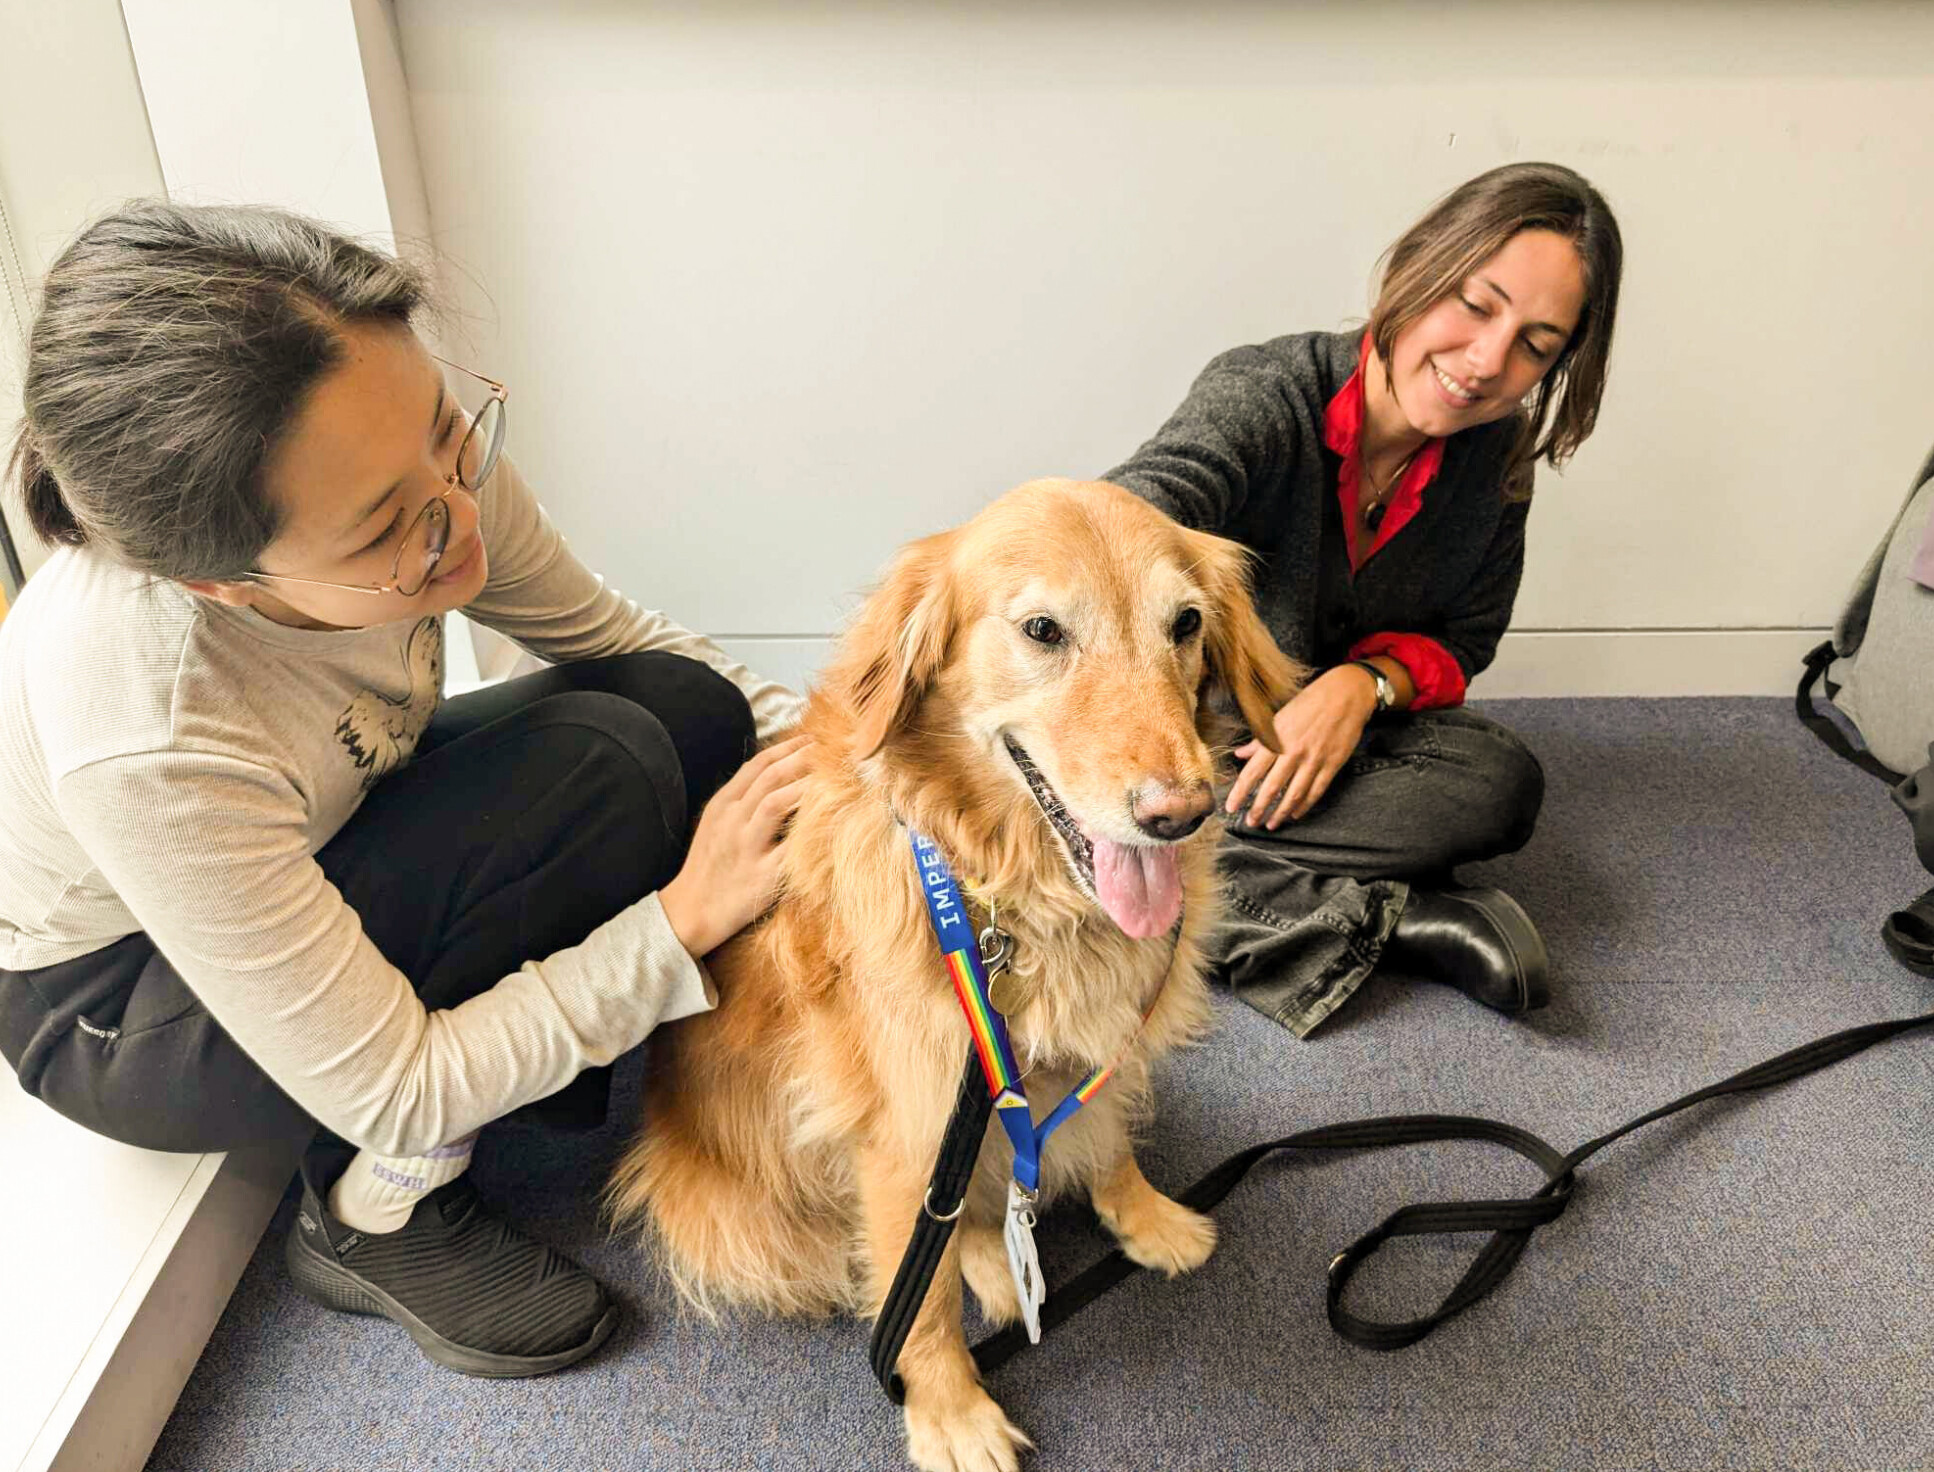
0, 455, 803, 1155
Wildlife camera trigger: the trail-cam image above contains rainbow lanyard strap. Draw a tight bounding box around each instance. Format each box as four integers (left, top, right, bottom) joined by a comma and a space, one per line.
909, 827, 1127, 1195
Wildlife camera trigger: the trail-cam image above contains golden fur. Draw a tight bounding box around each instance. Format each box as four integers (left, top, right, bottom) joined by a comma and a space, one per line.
607, 479, 1301, 1472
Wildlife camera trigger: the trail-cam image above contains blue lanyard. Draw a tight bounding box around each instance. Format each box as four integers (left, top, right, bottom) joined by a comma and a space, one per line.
910, 828, 1125, 1194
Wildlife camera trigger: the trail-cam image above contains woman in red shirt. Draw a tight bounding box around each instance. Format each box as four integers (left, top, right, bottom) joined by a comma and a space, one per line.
1109, 162, 1624, 1036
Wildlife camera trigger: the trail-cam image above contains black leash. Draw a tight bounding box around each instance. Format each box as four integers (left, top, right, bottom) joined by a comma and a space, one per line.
870, 1048, 994, 1403
871, 1004, 1934, 1398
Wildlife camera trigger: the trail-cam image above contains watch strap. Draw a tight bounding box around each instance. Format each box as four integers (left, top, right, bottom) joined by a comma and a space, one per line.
1349, 659, 1394, 713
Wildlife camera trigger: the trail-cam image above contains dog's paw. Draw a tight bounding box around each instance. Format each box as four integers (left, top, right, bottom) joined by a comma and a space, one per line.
1101, 1192, 1217, 1278
959, 1225, 1022, 1327
904, 1388, 1033, 1472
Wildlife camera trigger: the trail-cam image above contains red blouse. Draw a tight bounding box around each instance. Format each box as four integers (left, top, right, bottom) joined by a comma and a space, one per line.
1320, 338, 1468, 710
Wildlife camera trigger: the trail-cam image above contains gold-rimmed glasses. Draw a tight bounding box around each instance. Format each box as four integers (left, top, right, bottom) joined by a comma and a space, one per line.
247, 357, 506, 598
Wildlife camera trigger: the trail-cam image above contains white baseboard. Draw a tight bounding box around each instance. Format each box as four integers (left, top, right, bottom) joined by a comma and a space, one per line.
714, 629, 1829, 701
1477, 628, 1826, 698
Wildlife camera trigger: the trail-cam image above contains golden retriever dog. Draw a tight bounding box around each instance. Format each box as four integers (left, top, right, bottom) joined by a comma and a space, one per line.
607, 479, 1300, 1471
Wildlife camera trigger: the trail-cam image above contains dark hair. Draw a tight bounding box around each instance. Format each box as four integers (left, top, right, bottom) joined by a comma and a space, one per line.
1367, 161, 1623, 500
6, 199, 428, 579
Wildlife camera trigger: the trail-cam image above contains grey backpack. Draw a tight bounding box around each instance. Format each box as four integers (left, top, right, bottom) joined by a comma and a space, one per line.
1800, 441, 1934, 781
1797, 440, 1934, 972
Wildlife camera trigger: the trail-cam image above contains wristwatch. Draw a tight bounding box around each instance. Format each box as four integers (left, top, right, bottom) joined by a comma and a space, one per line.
1349, 659, 1396, 714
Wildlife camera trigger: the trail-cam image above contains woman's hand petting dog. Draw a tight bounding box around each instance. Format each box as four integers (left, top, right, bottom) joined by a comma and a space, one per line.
660, 734, 813, 959
1228, 667, 1380, 828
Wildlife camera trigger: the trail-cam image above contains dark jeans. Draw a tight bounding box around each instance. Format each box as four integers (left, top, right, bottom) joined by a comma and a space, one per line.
0, 651, 754, 1153
1214, 705, 1544, 1037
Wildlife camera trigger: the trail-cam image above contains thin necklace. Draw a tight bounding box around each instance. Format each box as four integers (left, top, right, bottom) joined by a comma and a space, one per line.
1361, 446, 1420, 532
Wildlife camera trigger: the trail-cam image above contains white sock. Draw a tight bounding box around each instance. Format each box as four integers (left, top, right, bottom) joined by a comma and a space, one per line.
326, 1134, 479, 1235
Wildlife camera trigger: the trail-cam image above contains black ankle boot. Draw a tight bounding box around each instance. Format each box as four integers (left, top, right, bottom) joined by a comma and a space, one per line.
285, 1141, 618, 1377
1882, 885, 1934, 978
1383, 883, 1551, 1016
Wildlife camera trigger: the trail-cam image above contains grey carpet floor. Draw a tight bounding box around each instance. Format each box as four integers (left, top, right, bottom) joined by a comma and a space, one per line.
145, 698, 1934, 1472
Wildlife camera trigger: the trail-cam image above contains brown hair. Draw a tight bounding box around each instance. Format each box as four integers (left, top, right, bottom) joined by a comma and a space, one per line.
7, 199, 428, 579
1368, 161, 1623, 500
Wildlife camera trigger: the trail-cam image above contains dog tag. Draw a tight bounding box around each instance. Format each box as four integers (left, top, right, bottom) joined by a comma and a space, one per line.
1003, 1179, 1046, 1345
987, 970, 1024, 1016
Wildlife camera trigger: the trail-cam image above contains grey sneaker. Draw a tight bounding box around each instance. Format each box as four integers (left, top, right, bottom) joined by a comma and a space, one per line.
285, 1142, 618, 1377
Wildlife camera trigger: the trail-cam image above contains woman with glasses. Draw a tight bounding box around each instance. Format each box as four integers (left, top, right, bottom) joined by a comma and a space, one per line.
0, 201, 810, 1376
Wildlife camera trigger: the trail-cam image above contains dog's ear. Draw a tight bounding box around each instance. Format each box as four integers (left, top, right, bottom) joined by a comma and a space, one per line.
1187, 527, 1306, 754
844, 529, 961, 760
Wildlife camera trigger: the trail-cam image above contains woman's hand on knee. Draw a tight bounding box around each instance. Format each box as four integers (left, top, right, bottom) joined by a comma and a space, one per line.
1227, 671, 1374, 829
660, 734, 813, 958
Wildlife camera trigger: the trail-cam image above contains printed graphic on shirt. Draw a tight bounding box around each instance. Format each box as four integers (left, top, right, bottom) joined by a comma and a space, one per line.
335, 617, 444, 789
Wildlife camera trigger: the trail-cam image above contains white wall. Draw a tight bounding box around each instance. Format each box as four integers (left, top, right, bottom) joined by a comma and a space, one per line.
388, 0, 1934, 696
120, 0, 404, 241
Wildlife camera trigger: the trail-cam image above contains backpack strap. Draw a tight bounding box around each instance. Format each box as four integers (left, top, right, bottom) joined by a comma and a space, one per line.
1795, 639, 1903, 783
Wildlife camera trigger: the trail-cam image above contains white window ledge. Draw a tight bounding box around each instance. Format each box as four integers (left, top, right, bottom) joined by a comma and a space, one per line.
0, 1084, 304, 1472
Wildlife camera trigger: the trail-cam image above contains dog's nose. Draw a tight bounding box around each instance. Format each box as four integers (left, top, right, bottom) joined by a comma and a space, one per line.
1132, 782, 1215, 841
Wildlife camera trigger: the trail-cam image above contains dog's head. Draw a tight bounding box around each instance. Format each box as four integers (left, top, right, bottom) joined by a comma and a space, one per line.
822, 479, 1303, 939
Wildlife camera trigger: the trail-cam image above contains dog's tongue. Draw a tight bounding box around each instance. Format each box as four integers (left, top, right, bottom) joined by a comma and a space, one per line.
1090, 839, 1182, 939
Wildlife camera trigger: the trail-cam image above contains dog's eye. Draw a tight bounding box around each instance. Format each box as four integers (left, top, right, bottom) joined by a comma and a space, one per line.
1022, 616, 1064, 646
1171, 607, 1203, 642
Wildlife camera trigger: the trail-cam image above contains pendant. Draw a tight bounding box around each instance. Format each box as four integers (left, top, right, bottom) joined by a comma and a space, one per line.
1002, 1178, 1046, 1344
1365, 502, 1386, 532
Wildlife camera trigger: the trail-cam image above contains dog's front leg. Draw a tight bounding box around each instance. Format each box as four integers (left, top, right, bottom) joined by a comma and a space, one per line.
1090, 1147, 1217, 1277
858, 1144, 1033, 1472
957, 1222, 1023, 1327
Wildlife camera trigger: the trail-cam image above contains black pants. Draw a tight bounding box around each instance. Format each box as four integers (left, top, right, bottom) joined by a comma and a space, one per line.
0, 652, 754, 1153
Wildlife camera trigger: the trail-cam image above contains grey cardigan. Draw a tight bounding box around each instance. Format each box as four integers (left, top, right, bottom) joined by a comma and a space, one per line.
1104, 330, 1527, 685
